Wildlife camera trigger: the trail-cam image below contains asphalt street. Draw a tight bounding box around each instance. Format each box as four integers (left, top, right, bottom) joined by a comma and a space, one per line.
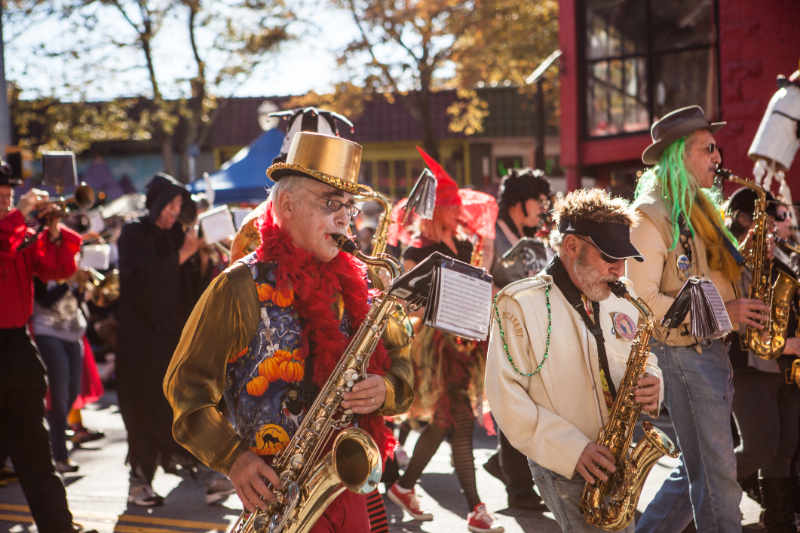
0, 392, 762, 533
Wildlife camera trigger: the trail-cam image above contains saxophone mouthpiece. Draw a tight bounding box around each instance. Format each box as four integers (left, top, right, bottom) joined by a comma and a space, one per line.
715, 167, 731, 180
607, 281, 629, 299
333, 234, 359, 255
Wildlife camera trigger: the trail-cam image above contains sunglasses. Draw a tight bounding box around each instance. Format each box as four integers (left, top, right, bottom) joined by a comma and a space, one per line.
576, 236, 619, 264
697, 143, 718, 154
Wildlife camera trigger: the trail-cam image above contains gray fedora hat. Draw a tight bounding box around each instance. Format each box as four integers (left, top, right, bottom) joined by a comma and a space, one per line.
642, 106, 726, 165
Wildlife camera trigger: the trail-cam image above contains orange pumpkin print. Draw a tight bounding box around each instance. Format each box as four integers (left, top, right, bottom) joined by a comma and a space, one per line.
258, 357, 282, 382
246, 376, 269, 396
273, 349, 293, 362
272, 285, 294, 308
228, 347, 247, 364
256, 283, 274, 303
279, 359, 304, 383
291, 348, 304, 362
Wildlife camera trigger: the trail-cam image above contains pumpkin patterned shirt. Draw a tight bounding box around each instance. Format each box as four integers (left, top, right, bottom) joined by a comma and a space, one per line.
224, 253, 353, 457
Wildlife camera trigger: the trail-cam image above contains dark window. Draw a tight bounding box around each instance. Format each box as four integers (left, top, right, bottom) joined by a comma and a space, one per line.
359, 161, 373, 189
376, 161, 391, 194
394, 160, 407, 195
584, 0, 718, 138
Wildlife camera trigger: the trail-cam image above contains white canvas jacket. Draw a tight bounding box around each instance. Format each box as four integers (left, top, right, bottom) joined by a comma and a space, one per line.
485, 272, 664, 479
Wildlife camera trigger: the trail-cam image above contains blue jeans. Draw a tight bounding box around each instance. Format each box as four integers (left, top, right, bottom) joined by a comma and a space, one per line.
35, 335, 83, 462
636, 339, 741, 533
529, 460, 635, 533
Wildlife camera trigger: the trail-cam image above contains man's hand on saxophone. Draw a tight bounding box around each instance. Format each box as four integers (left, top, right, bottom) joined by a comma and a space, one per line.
634, 374, 661, 413
227, 451, 282, 513
576, 443, 617, 485
577, 374, 661, 485
724, 298, 771, 330
341, 374, 387, 414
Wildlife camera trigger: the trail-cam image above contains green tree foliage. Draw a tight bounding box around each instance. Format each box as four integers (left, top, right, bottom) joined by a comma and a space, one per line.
5, 0, 295, 182
9, 83, 151, 154
297, 0, 559, 159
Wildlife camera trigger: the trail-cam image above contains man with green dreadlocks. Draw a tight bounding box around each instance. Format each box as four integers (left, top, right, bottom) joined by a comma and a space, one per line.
628, 106, 770, 533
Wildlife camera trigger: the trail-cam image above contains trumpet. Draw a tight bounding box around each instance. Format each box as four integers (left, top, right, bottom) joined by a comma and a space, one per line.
18, 183, 96, 251
46, 183, 96, 218
82, 267, 120, 307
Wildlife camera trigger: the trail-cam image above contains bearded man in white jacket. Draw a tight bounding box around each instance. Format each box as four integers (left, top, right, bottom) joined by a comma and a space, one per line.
485, 188, 663, 533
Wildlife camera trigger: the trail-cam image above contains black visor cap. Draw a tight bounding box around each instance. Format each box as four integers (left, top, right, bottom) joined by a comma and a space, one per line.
558, 218, 644, 262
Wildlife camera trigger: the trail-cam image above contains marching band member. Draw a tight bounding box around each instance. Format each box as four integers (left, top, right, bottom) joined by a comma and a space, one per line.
628, 106, 769, 533
116, 173, 210, 506
485, 188, 662, 533
726, 188, 799, 533
165, 132, 413, 532
0, 161, 88, 533
483, 168, 553, 511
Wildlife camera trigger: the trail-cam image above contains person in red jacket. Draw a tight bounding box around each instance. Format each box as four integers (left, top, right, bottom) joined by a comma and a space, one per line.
0, 160, 89, 533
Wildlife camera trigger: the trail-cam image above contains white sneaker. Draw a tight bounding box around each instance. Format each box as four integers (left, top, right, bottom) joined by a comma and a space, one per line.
128, 485, 165, 507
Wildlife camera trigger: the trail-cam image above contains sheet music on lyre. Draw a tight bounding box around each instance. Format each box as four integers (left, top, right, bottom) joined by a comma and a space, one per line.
429, 266, 493, 340
389, 251, 493, 340
661, 276, 733, 339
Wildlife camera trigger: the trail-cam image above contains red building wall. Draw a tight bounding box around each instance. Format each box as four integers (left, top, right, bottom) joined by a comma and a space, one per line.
715, 0, 800, 193
559, 0, 800, 194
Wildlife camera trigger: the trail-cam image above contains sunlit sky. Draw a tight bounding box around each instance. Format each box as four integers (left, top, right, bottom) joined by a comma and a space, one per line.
4, 3, 362, 101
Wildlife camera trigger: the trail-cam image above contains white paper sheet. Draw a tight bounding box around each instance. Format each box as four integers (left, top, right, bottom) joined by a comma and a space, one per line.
433, 266, 493, 339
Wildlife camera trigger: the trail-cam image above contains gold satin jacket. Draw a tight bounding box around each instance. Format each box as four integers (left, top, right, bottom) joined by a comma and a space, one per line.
163, 261, 414, 474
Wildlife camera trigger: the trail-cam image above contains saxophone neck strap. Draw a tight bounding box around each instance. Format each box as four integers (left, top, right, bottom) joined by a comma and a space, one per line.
546, 256, 617, 399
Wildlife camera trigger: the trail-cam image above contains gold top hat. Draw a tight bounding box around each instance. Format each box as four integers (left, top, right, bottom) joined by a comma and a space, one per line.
267, 132, 374, 197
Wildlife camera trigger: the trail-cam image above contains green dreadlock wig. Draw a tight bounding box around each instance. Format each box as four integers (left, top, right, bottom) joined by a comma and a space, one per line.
635, 136, 738, 251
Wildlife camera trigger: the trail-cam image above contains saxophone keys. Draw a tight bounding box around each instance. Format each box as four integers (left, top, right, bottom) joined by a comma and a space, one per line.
290, 453, 304, 470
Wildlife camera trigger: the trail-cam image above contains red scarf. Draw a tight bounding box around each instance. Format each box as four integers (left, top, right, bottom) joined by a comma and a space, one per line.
256, 204, 396, 461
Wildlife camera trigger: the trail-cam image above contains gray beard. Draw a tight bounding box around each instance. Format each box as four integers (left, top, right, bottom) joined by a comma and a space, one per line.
574, 244, 619, 302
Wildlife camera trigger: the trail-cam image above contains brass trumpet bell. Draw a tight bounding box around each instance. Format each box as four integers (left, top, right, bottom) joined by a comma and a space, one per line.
49, 183, 96, 218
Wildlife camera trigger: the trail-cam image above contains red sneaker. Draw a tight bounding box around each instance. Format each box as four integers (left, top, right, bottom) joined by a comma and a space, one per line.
467, 503, 504, 533
387, 482, 433, 521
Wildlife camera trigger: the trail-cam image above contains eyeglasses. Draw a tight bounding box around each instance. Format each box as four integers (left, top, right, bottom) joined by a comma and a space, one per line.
576, 236, 620, 264
305, 188, 361, 217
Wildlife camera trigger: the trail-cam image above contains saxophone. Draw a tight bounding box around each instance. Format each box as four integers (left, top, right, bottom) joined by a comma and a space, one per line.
232, 235, 400, 533
580, 281, 679, 532
370, 192, 393, 257
717, 168, 791, 359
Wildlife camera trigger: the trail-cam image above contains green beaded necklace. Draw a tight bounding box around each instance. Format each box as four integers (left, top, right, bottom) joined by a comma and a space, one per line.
492, 282, 551, 377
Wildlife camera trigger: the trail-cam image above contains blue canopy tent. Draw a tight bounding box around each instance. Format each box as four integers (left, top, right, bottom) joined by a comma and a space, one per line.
191, 128, 285, 204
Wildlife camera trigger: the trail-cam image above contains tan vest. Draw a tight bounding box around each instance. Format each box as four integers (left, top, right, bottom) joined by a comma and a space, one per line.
633, 189, 739, 346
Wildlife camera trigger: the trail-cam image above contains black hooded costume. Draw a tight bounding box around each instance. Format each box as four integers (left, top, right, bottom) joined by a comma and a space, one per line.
115, 173, 207, 484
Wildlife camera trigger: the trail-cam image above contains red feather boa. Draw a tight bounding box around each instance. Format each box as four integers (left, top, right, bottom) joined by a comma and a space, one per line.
256, 205, 396, 461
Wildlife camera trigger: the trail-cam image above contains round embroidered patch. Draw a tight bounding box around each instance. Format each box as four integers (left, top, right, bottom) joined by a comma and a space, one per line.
676, 254, 691, 271
614, 312, 638, 341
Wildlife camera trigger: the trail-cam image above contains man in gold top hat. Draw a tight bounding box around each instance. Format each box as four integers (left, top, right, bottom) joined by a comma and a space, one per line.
164, 132, 414, 531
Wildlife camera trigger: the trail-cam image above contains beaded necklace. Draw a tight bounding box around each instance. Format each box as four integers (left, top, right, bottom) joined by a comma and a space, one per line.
492, 280, 551, 377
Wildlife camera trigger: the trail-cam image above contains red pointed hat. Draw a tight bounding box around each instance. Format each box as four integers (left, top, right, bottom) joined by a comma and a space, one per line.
388, 148, 497, 246
417, 147, 462, 206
